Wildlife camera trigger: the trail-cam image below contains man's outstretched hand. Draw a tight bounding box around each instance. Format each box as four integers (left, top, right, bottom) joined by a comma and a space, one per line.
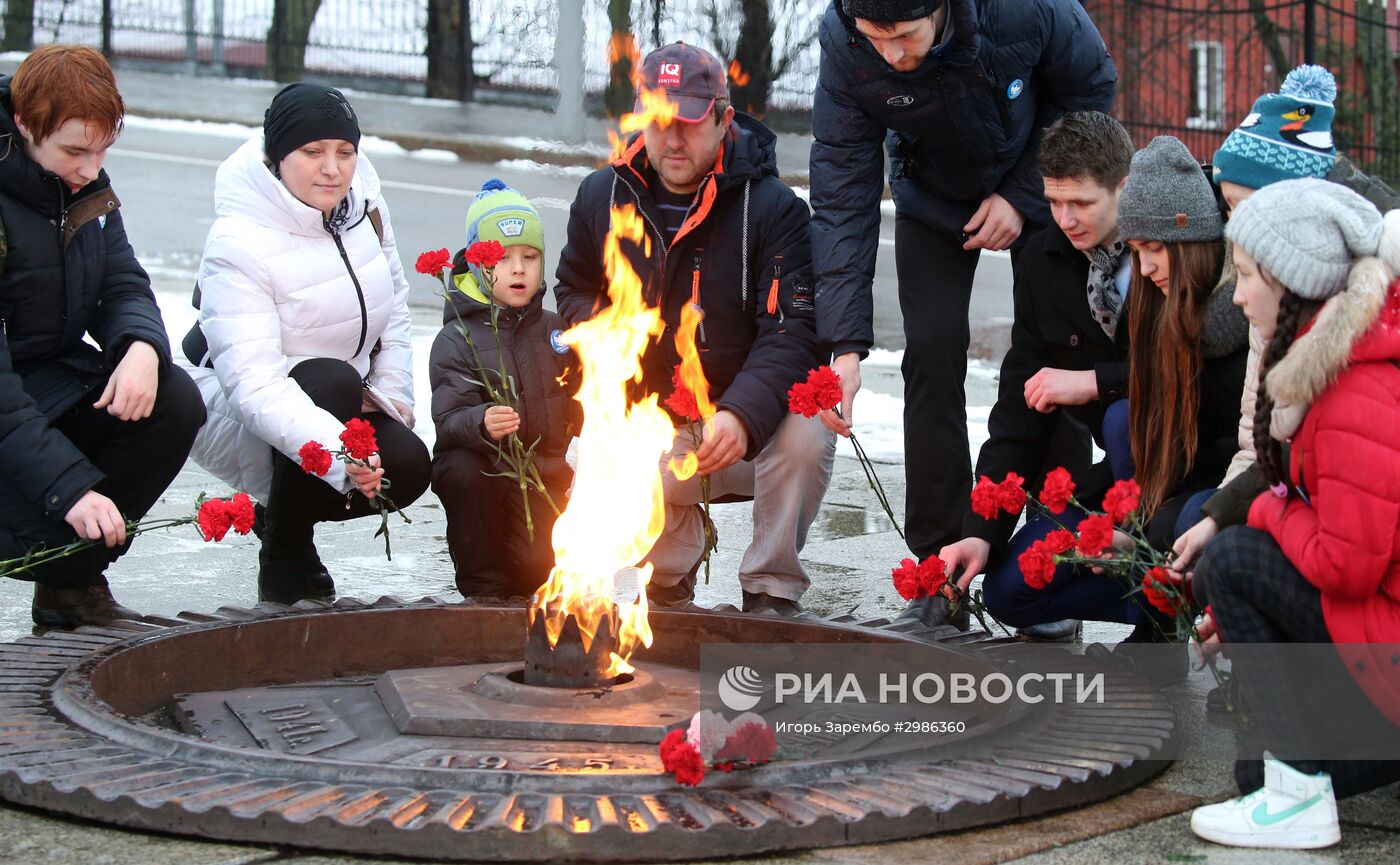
818, 352, 861, 437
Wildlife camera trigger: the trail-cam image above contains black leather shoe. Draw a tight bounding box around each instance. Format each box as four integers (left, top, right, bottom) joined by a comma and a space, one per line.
741, 590, 803, 617
32, 583, 142, 629
1015, 618, 1082, 643
894, 593, 970, 631
647, 556, 700, 609
258, 546, 335, 605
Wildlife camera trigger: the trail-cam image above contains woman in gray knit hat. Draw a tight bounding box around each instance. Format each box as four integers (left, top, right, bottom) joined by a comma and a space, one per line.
1111, 136, 1250, 556
1187, 180, 1400, 850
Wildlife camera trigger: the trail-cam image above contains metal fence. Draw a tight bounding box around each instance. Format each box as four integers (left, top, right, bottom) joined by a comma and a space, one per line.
2, 0, 1397, 180
1084, 0, 1400, 186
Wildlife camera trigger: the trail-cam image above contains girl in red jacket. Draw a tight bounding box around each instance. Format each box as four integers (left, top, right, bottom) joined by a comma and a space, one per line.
1190, 179, 1400, 849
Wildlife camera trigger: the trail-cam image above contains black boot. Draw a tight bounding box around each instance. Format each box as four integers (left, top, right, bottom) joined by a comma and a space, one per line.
256, 503, 334, 605
894, 593, 970, 631
32, 580, 143, 629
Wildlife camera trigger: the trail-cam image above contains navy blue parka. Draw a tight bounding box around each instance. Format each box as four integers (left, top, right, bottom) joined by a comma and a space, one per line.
810, 0, 1117, 358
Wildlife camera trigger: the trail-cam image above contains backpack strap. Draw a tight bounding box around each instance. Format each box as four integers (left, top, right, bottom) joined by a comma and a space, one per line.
368, 207, 385, 244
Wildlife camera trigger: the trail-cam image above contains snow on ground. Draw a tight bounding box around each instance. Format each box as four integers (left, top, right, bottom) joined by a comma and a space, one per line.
123, 115, 463, 164
153, 287, 994, 467
495, 159, 596, 179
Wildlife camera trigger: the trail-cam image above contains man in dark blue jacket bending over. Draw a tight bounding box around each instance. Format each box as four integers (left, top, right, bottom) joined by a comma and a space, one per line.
809, 0, 1116, 576
556, 43, 834, 616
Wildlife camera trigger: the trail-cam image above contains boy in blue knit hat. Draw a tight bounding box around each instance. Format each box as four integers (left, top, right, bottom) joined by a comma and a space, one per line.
1213, 65, 1398, 214
428, 179, 579, 600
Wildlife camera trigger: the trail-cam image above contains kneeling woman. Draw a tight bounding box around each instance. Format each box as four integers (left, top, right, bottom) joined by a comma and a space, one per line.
1190, 181, 1400, 849
183, 84, 429, 604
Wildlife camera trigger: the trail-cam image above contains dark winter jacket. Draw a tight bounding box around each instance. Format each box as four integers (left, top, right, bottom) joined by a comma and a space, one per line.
964, 225, 1128, 550
429, 259, 579, 481
810, 0, 1117, 358
554, 112, 821, 458
0, 78, 175, 523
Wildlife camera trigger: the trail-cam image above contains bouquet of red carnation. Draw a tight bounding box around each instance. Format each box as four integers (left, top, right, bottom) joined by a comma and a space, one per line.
658, 711, 779, 786
971, 470, 1201, 643
299, 418, 411, 559
414, 242, 558, 541
0, 492, 256, 579
789, 365, 901, 540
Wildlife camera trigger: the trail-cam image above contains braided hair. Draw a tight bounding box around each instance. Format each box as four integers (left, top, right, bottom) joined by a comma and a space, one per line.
1252, 291, 1311, 489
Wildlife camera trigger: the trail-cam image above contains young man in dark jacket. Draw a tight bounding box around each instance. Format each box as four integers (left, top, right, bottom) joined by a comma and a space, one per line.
0, 45, 204, 628
809, 0, 1116, 562
555, 43, 834, 616
430, 181, 578, 600
935, 112, 1134, 633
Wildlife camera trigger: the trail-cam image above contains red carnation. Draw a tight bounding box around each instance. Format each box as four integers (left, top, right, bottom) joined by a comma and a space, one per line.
786, 381, 820, 418
299, 441, 333, 477
227, 492, 256, 536
996, 472, 1027, 515
916, 555, 947, 596
1018, 540, 1056, 590
805, 366, 843, 413
465, 240, 506, 269
1044, 528, 1076, 555
714, 721, 777, 765
414, 248, 451, 275
1104, 479, 1141, 525
1142, 567, 1178, 615
197, 498, 233, 542
1039, 467, 1075, 515
664, 365, 701, 422
892, 557, 922, 601
970, 475, 1001, 521
340, 418, 379, 461
659, 729, 706, 786
1076, 514, 1116, 558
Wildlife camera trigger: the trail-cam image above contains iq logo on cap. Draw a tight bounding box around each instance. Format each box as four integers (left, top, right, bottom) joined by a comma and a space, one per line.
658, 62, 683, 87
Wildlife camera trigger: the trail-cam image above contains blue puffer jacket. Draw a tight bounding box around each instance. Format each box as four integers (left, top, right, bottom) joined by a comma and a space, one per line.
810, 0, 1117, 358
0, 78, 175, 523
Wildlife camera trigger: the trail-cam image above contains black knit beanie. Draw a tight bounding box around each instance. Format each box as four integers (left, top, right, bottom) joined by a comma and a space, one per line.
842, 0, 944, 22
262, 83, 361, 166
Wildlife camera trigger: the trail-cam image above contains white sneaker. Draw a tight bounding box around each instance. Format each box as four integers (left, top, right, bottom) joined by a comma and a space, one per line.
1191, 755, 1341, 849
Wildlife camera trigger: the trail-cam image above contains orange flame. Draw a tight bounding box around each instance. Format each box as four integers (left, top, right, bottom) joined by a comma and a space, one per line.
728, 59, 751, 87
606, 35, 683, 162
673, 302, 715, 422
538, 205, 674, 677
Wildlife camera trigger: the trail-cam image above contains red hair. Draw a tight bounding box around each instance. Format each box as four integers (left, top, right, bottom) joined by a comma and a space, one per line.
10, 44, 124, 145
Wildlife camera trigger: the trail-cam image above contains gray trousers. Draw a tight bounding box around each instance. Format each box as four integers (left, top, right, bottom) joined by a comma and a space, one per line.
645, 414, 835, 601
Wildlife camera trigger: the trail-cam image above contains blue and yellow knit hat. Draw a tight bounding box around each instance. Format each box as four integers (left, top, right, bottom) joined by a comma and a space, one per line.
1212, 65, 1337, 191
464, 178, 544, 254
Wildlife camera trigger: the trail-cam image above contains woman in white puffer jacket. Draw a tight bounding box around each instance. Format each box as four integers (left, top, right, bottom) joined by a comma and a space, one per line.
182, 84, 429, 604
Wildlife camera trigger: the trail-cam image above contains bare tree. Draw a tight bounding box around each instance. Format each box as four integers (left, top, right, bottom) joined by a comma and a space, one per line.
427, 0, 474, 100
604, 0, 635, 117
2, 0, 35, 52
267, 0, 326, 82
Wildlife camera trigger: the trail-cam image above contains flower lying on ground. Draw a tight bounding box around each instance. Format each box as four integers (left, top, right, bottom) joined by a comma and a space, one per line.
659, 711, 778, 786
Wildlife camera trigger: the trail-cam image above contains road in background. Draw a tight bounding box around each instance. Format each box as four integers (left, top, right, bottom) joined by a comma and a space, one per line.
108, 121, 1013, 357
